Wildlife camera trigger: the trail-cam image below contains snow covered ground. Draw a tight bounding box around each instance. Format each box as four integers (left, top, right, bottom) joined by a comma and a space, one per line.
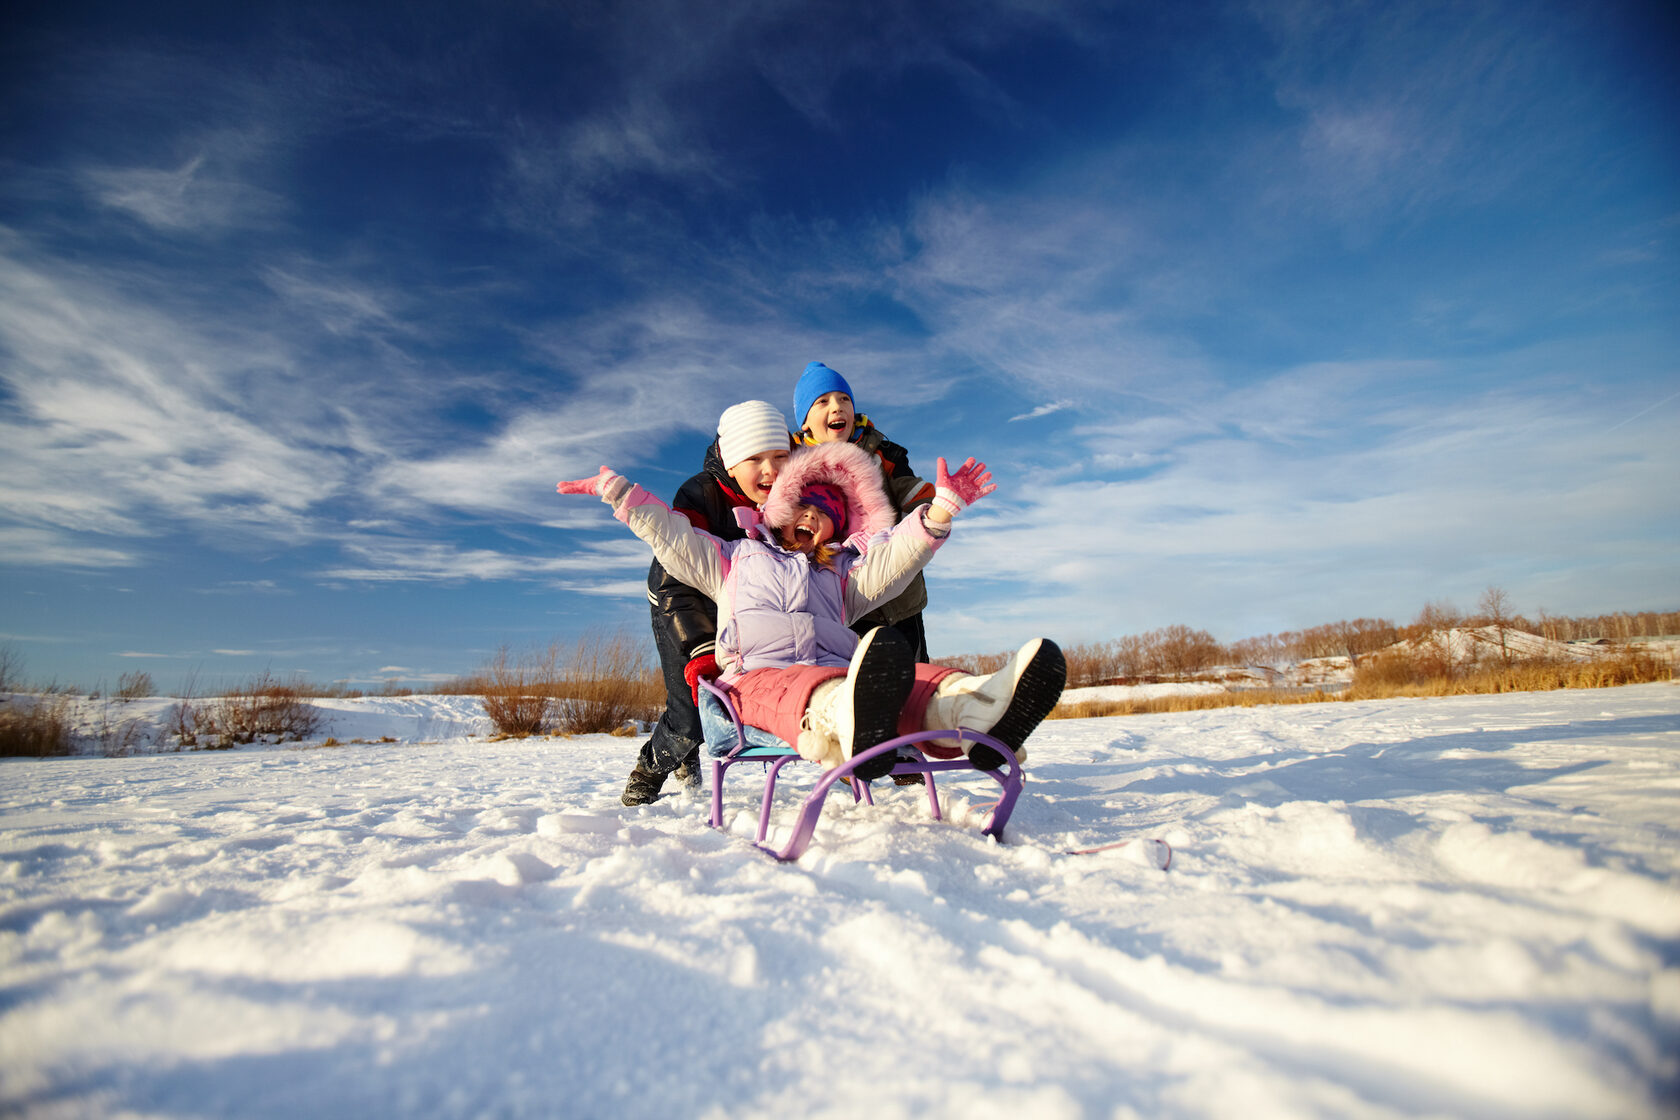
3, 683, 1678, 1118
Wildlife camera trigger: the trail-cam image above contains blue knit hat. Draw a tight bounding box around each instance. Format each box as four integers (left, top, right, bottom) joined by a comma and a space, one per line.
793, 361, 855, 436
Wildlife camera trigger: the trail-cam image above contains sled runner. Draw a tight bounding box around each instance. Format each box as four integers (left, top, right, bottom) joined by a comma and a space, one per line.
697, 676, 1025, 861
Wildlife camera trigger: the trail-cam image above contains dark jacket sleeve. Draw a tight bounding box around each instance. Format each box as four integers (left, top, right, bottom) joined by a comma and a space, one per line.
647, 558, 719, 662
644, 471, 736, 663
867, 433, 936, 513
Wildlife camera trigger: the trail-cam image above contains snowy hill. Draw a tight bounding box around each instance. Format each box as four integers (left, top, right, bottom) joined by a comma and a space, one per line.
3, 682, 1678, 1117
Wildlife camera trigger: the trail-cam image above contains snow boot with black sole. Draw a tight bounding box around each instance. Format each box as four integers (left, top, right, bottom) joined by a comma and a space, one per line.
842, 627, 916, 783
967, 639, 1066, 771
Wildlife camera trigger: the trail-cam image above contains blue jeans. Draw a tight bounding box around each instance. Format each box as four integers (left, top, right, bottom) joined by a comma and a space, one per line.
697, 688, 793, 757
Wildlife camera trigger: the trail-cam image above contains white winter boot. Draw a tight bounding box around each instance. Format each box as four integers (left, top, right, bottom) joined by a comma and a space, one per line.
798, 677, 845, 767
923, 638, 1066, 769
800, 627, 915, 780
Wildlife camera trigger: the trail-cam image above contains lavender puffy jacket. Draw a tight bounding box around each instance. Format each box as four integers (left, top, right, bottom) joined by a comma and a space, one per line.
600, 443, 946, 679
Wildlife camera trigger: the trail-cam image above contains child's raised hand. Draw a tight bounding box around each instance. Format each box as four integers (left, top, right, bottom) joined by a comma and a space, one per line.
557, 466, 626, 501
931, 457, 996, 519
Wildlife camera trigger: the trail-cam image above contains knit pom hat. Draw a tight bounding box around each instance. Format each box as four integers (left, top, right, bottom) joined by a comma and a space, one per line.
715, 400, 791, 470
762, 441, 896, 542
793, 361, 855, 435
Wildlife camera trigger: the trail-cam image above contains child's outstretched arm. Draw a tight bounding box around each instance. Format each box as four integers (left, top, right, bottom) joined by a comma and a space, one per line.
843, 455, 995, 620
923, 457, 996, 526
556, 468, 728, 600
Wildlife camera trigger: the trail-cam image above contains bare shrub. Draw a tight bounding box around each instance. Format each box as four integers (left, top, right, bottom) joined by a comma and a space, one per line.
553, 628, 661, 735
1337, 618, 1399, 664
1475, 586, 1518, 667
1151, 625, 1223, 680
0, 694, 74, 757
1395, 601, 1469, 679
479, 645, 557, 737
91, 697, 149, 757
222, 672, 322, 745
1110, 633, 1150, 679
171, 671, 324, 748
0, 643, 22, 692
116, 671, 155, 700
1345, 646, 1431, 692
170, 702, 206, 748
1063, 641, 1120, 688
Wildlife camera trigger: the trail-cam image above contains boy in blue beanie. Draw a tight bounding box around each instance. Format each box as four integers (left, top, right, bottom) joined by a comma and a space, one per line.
794, 362, 936, 663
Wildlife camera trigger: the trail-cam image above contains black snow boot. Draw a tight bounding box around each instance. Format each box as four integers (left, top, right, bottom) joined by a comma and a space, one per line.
841, 627, 916, 783
620, 763, 669, 806
672, 753, 703, 794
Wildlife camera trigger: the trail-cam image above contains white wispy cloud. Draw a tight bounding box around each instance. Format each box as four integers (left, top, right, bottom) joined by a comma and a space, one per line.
921, 365, 1680, 653
0, 247, 355, 550
1009, 401, 1075, 422
1252, 0, 1602, 227
317, 536, 649, 585
80, 150, 285, 233
0, 527, 138, 569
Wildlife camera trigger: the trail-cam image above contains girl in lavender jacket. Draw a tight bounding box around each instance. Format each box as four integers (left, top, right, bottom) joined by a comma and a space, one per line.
558, 441, 1065, 779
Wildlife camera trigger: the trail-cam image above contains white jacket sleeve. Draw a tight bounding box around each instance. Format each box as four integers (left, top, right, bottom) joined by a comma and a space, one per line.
840, 509, 945, 624
603, 483, 728, 601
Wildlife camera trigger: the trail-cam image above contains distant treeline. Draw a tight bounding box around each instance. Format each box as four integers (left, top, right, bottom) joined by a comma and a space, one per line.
941, 602, 1680, 689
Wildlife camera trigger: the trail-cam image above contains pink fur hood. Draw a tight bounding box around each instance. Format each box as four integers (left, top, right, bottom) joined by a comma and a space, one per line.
760, 441, 898, 543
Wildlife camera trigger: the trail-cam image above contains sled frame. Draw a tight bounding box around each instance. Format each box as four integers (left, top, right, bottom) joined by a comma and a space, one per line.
697, 676, 1024, 861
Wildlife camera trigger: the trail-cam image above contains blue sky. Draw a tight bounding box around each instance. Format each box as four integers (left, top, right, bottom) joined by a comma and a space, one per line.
2, 0, 1676, 693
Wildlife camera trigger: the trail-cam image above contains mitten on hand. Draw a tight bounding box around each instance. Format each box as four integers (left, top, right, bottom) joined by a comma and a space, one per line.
684, 652, 721, 705
932, 457, 996, 518
556, 467, 629, 503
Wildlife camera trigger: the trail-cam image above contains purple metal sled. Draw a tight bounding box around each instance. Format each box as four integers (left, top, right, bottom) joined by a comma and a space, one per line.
697, 676, 1025, 861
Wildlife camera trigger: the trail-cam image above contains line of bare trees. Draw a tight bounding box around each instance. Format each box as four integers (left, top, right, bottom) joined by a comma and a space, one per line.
945, 592, 1680, 689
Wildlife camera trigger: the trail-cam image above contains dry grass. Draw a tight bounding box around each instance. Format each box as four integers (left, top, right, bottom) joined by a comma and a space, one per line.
0, 694, 74, 757
552, 629, 661, 735
1053, 688, 1341, 720
116, 671, 155, 700
1346, 644, 1671, 699
1050, 643, 1671, 722
475, 629, 661, 738
479, 645, 558, 737
171, 671, 325, 749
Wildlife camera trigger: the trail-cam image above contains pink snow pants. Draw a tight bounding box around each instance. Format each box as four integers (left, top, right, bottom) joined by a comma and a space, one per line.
726, 662, 965, 752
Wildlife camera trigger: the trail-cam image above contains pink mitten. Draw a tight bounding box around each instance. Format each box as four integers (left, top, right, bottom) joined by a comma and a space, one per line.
932, 457, 996, 517
556, 467, 618, 496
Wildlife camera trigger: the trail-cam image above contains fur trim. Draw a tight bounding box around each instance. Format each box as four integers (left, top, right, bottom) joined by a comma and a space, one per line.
796, 728, 841, 767
762, 441, 896, 540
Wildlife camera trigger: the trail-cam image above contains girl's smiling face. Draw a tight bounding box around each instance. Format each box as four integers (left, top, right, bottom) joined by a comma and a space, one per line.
727, 449, 790, 504
781, 504, 836, 554
802, 391, 855, 444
